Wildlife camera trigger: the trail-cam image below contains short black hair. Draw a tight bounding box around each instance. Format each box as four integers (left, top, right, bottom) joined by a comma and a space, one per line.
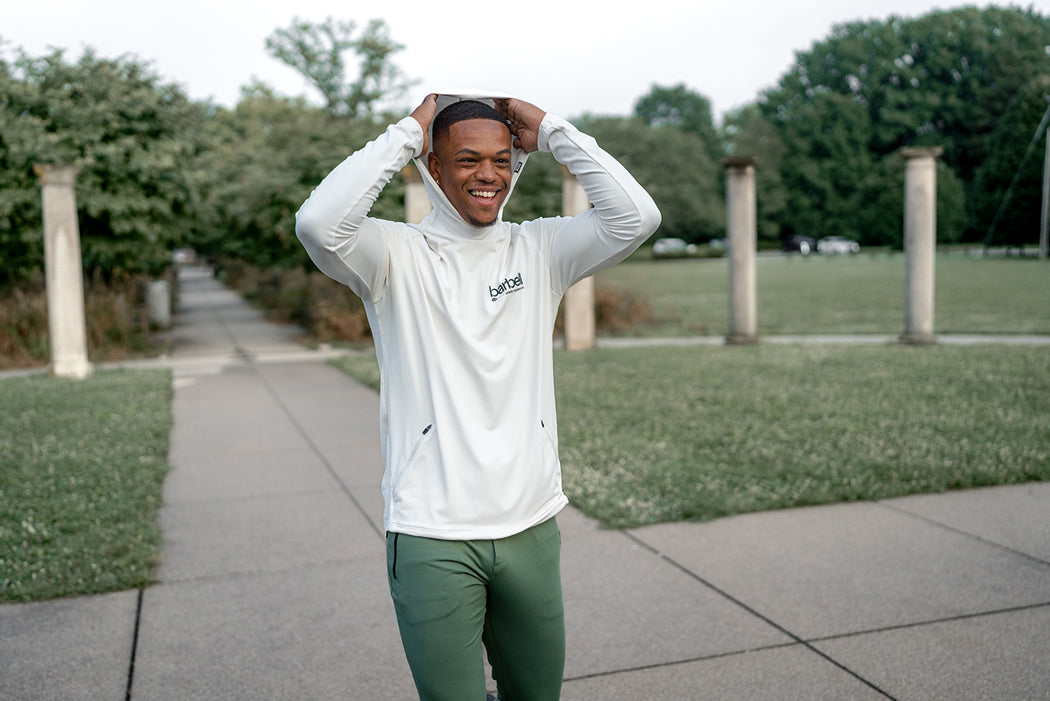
432, 100, 509, 147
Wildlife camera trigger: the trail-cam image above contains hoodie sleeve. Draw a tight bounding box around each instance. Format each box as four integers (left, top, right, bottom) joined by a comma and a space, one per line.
295, 116, 425, 299
539, 115, 662, 294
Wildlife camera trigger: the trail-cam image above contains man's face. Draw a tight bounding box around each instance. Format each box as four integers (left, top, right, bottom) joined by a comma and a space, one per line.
428, 118, 513, 228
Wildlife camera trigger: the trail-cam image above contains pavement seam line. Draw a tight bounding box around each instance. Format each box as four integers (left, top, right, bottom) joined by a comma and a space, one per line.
621, 529, 899, 700
250, 361, 385, 540
561, 639, 801, 683
803, 600, 1050, 645
124, 587, 144, 701
205, 287, 384, 539
876, 500, 1050, 568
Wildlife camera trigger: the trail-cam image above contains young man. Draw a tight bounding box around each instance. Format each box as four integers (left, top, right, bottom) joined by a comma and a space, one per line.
296, 92, 660, 700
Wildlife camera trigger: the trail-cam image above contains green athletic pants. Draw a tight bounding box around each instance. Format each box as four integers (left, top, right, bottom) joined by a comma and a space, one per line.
386, 517, 565, 701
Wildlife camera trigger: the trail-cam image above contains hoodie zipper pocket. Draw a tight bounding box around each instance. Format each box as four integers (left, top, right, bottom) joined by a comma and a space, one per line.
540, 419, 558, 453
392, 423, 434, 495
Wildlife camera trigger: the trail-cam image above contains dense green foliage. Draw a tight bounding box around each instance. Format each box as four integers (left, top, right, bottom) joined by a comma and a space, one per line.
577, 114, 724, 241
265, 17, 415, 118
750, 6, 1050, 244
0, 48, 208, 282
2, 7, 1049, 285
0, 370, 172, 601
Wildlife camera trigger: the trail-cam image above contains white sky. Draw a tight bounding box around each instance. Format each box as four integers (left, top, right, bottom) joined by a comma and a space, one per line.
3, 1, 1049, 121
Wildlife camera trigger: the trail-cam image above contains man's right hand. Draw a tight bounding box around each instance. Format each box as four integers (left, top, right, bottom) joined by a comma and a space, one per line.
410, 94, 438, 155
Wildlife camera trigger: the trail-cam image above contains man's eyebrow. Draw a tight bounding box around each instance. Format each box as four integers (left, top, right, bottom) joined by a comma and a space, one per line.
454, 148, 513, 157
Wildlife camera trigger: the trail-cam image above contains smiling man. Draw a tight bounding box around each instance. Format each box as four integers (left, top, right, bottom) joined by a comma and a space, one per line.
427, 100, 514, 227
296, 92, 660, 701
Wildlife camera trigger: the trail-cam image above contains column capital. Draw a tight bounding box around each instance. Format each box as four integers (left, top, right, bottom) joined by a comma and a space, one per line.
899, 146, 943, 161
721, 156, 758, 170
33, 163, 80, 186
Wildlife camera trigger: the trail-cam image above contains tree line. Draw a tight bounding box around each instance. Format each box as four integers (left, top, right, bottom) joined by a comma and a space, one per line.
1, 6, 1048, 285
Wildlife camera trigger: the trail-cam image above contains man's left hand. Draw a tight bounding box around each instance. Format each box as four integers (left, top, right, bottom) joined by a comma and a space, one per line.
494, 98, 546, 153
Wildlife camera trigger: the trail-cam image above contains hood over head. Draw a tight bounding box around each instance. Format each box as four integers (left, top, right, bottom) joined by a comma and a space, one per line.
412, 90, 531, 228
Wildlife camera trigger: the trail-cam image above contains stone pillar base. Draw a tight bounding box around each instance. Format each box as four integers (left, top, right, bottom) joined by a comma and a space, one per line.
725, 333, 759, 345
49, 358, 94, 379
898, 332, 938, 346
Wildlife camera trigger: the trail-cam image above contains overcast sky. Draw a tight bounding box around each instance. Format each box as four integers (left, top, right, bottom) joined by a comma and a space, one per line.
4, 1, 1049, 120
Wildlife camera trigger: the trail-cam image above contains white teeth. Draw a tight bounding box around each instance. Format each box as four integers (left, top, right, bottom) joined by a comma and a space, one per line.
471, 191, 496, 198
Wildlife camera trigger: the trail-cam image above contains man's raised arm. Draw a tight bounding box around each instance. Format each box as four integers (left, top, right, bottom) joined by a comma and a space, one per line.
295, 99, 430, 298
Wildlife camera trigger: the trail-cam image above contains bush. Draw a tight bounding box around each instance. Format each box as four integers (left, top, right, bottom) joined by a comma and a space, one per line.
218, 260, 372, 343
220, 260, 658, 343
0, 274, 169, 370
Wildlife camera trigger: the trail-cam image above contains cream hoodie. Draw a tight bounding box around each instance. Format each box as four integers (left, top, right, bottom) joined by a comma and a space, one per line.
296, 92, 660, 540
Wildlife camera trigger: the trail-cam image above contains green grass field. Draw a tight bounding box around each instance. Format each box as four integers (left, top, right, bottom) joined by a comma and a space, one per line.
0, 370, 172, 602
597, 253, 1050, 336
333, 343, 1050, 529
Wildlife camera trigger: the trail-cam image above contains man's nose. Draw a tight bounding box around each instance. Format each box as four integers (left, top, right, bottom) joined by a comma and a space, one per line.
476, 160, 497, 181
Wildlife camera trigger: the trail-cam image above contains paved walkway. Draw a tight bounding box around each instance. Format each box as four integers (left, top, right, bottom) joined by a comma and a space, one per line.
2, 265, 1049, 700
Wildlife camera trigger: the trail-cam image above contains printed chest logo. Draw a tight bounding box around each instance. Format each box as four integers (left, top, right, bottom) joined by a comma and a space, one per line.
488, 272, 525, 302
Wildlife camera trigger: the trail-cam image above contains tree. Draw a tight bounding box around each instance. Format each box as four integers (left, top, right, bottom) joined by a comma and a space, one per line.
722, 104, 787, 244
0, 45, 207, 282
577, 115, 723, 242
191, 84, 398, 269
760, 6, 1050, 241
971, 75, 1050, 247
265, 17, 415, 118
634, 84, 723, 165
773, 92, 877, 241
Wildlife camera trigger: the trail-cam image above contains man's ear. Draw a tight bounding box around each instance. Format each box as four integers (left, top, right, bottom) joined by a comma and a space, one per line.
427, 152, 441, 183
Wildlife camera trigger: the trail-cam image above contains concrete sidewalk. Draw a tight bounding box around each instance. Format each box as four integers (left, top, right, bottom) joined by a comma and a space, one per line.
2, 265, 1049, 700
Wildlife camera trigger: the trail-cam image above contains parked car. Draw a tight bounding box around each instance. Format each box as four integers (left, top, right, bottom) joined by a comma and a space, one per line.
817, 236, 860, 255
652, 237, 698, 258
783, 235, 816, 255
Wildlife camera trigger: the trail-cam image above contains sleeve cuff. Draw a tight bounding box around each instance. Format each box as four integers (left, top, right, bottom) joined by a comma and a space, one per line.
398, 116, 427, 158
537, 113, 570, 153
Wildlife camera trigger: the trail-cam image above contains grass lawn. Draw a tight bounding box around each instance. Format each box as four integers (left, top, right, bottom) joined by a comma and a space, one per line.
332, 342, 1049, 529
0, 369, 172, 602
597, 253, 1050, 336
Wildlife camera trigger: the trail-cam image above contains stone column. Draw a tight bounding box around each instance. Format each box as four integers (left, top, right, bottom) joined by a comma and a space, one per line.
401, 165, 432, 224
561, 166, 596, 350
35, 164, 93, 378
722, 157, 758, 344
1040, 126, 1049, 260
146, 279, 172, 329
900, 147, 942, 345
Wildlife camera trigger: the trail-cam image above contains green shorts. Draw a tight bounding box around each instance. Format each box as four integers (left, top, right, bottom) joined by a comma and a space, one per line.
386, 517, 565, 701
